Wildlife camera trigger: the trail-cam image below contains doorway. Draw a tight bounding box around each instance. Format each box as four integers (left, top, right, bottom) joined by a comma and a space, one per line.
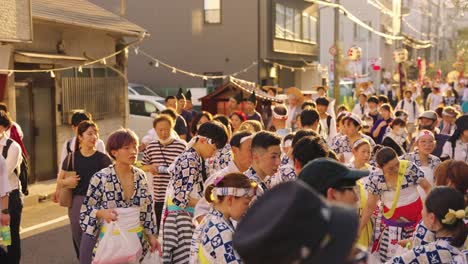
15, 72, 57, 183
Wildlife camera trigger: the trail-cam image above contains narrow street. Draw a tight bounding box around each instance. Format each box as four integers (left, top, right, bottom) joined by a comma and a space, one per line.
19, 201, 77, 264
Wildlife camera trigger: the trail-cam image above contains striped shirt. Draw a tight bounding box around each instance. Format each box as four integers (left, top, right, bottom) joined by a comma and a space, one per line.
142, 139, 186, 202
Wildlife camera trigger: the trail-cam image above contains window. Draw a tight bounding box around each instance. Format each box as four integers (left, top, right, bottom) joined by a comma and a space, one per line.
129, 100, 158, 117
275, 4, 286, 38
204, 0, 221, 24
285, 7, 294, 40
275, 3, 318, 44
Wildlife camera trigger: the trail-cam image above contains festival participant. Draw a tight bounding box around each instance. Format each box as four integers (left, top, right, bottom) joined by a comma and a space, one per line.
352, 93, 369, 119
400, 130, 440, 198
184, 90, 198, 121
292, 135, 330, 174
0, 111, 22, 264
416, 111, 449, 158
206, 118, 233, 177
378, 95, 390, 107
190, 111, 213, 138
441, 115, 468, 162
300, 108, 321, 135
192, 173, 256, 263
229, 111, 246, 133
285, 87, 304, 130
0, 156, 9, 261
140, 108, 181, 149
301, 100, 316, 110
316, 97, 337, 142
330, 111, 349, 147
359, 147, 432, 262
141, 115, 186, 231
332, 113, 375, 164
233, 180, 359, 264
56, 121, 112, 263
388, 187, 467, 264
426, 86, 443, 111
193, 131, 253, 224
443, 88, 458, 107
228, 92, 242, 116
337, 104, 350, 114
80, 129, 161, 263
244, 131, 282, 195
439, 106, 459, 136
269, 104, 290, 137
371, 103, 394, 144
243, 92, 264, 128
162, 122, 228, 264
381, 118, 408, 156
238, 120, 263, 133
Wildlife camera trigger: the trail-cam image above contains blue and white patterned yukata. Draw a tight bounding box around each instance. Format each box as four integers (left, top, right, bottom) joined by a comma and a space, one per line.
243, 166, 269, 198
331, 133, 375, 163
206, 144, 232, 177
80, 165, 157, 259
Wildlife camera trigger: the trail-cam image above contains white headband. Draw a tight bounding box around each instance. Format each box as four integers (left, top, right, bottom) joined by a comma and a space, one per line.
213, 187, 256, 198
352, 138, 371, 149
240, 135, 254, 144
283, 139, 292, 148
271, 105, 288, 120
187, 135, 213, 149
416, 130, 435, 141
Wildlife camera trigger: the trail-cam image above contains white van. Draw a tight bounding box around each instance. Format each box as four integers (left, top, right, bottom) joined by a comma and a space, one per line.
128, 94, 166, 140
128, 83, 165, 104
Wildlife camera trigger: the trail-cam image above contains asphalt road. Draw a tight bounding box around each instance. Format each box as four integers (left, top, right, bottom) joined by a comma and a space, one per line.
15, 200, 79, 264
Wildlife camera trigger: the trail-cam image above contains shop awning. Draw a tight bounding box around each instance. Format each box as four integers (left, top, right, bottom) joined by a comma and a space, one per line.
14, 51, 87, 65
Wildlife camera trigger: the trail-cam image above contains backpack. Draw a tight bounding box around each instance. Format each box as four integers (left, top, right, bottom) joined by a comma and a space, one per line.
2, 139, 29, 195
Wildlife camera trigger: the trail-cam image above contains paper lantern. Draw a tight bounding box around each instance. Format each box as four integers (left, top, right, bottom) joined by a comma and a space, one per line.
393, 48, 408, 63
447, 70, 460, 83
347, 46, 362, 61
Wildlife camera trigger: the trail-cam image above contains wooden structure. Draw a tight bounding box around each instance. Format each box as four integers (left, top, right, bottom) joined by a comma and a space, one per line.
199, 77, 283, 115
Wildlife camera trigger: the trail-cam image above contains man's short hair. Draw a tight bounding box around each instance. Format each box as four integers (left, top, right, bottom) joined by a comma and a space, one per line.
251, 131, 281, 152
367, 96, 379, 104
316, 97, 330, 106
165, 95, 177, 103
300, 109, 320, 127
292, 136, 329, 168
71, 111, 92, 127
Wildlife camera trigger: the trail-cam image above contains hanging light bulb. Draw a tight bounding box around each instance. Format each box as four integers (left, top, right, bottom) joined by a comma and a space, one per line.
291, 68, 295, 72
101, 58, 107, 65
155, 61, 159, 67
203, 76, 208, 80
172, 67, 176, 73
301, 68, 306, 72
7, 71, 13, 77
279, 65, 283, 70
124, 48, 129, 56
50, 71, 56, 78
134, 47, 139, 55
78, 66, 83, 73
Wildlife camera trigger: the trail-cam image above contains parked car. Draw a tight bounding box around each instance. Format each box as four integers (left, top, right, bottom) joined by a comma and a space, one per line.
128, 94, 166, 140
128, 83, 165, 104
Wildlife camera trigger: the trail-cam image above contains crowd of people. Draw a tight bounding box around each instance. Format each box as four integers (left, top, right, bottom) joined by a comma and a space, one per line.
0, 78, 467, 264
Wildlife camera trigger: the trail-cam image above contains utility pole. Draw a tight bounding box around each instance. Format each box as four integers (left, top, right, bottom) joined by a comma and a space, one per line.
333, 0, 340, 106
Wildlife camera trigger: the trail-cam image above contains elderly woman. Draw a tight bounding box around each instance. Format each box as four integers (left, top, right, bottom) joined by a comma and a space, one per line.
285, 87, 304, 131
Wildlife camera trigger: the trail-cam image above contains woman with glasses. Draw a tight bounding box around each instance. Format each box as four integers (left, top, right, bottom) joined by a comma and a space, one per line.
359, 147, 432, 262
161, 121, 228, 264
400, 130, 440, 199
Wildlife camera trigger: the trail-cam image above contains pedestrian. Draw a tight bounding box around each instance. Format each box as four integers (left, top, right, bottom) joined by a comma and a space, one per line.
140, 114, 186, 231
366, 96, 381, 125
381, 118, 408, 156
140, 108, 180, 150
229, 111, 246, 134
233, 180, 359, 264
80, 128, 161, 262
165, 95, 188, 140
443, 88, 458, 107
269, 104, 291, 137
388, 187, 467, 264
292, 135, 330, 174
184, 90, 198, 122
58, 111, 106, 171
439, 106, 459, 136
189, 111, 213, 138
316, 97, 337, 142
395, 89, 420, 136
243, 92, 264, 128
332, 113, 375, 163
329, 111, 349, 147
426, 86, 443, 111
191, 173, 256, 263
0, 111, 23, 264
300, 108, 321, 135
227, 92, 243, 116
371, 103, 394, 144
285, 87, 304, 130
352, 93, 369, 119
176, 89, 192, 135
416, 110, 449, 158
162, 121, 228, 264
360, 147, 432, 262
441, 114, 468, 162
280, 132, 294, 167
206, 118, 233, 177
57, 121, 112, 263
0, 156, 10, 263
243, 131, 281, 195
238, 120, 263, 133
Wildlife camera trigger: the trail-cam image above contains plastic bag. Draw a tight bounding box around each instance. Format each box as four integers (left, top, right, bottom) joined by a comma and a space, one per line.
93, 208, 143, 264
141, 251, 163, 264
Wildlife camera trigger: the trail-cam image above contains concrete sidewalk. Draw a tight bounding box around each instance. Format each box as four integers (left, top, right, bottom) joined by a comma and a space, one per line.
23, 179, 57, 208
